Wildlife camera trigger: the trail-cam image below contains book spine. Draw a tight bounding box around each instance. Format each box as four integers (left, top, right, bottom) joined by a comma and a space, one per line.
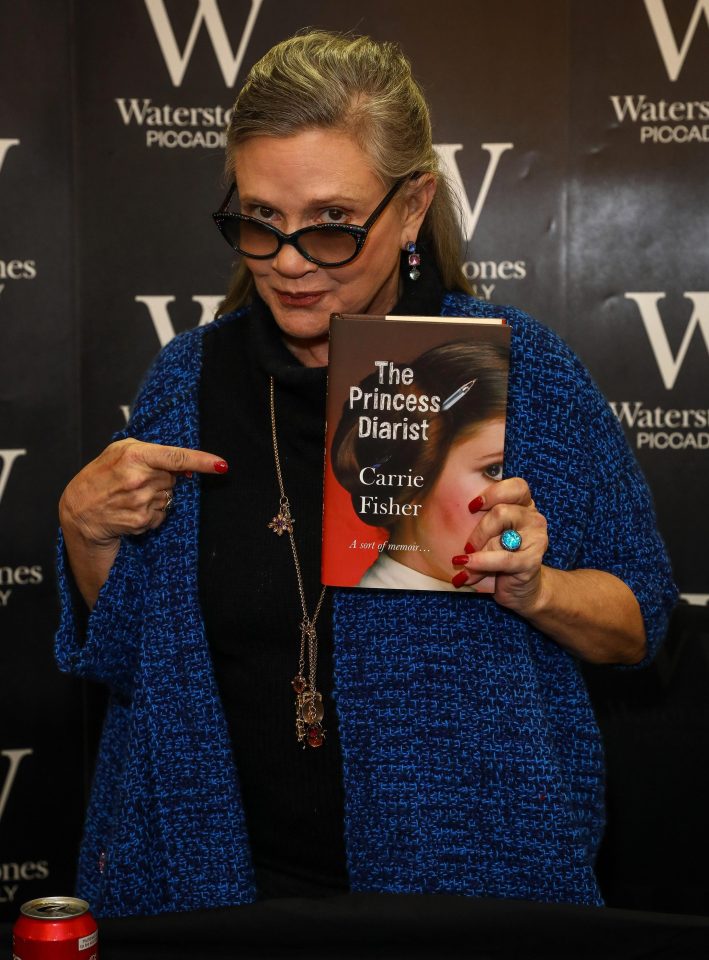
321, 319, 343, 586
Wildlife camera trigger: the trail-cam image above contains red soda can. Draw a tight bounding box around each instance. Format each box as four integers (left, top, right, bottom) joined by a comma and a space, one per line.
12, 897, 98, 960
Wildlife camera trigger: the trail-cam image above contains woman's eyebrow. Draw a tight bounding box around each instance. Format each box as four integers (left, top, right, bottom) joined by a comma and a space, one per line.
240, 193, 361, 209
471, 449, 505, 462
306, 194, 360, 207
238, 194, 279, 208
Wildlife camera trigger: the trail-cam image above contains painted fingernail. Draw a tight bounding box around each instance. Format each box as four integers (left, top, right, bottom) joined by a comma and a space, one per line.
464, 542, 475, 554
452, 571, 469, 588
183, 471, 193, 479
452, 555, 469, 566
468, 496, 484, 513
214, 460, 229, 474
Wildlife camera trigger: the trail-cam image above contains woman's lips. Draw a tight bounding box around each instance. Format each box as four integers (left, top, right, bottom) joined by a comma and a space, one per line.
275, 289, 326, 308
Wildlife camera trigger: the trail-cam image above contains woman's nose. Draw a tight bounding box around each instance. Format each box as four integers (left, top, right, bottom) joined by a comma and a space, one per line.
272, 241, 318, 277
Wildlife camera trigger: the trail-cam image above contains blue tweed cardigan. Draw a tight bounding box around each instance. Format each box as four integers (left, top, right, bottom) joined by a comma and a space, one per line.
55, 294, 677, 918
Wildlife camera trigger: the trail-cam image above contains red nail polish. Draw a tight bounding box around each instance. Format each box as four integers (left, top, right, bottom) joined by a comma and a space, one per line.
452, 555, 469, 566
214, 460, 229, 474
183, 471, 193, 479
452, 571, 468, 588
464, 542, 475, 554
468, 496, 484, 513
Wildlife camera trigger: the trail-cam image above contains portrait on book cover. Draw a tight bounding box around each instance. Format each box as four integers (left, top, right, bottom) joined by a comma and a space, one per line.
326, 336, 510, 591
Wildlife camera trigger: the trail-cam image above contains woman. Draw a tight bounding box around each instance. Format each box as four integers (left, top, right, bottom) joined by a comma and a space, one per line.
56, 31, 677, 918
332, 340, 509, 592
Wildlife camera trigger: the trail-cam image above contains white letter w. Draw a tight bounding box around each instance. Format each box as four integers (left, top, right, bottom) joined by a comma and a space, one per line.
434, 143, 513, 244
625, 292, 709, 389
144, 0, 264, 87
644, 0, 709, 81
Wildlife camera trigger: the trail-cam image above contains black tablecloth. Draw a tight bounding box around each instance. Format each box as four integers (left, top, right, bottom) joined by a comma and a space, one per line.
5, 894, 709, 959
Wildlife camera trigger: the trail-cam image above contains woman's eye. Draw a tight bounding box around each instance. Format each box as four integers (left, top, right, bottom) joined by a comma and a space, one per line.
483, 462, 503, 481
320, 207, 348, 223
256, 206, 275, 220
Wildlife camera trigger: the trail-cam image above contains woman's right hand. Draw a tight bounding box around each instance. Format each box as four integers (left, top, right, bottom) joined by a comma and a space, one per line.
59, 439, 228, 608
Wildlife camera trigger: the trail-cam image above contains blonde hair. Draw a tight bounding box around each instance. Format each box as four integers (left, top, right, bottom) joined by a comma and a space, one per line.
217, 30, 472, 315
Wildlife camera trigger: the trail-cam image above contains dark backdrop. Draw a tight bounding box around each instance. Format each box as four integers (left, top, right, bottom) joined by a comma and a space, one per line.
1, 0, 707, 920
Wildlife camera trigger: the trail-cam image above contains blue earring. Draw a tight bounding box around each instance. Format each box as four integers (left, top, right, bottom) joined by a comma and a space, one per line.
405, 241, 421, 280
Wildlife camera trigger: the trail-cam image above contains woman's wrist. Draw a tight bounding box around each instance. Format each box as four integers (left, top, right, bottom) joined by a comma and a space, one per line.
496, 565, 551, 622
512, 566, 647, 664
59, 490, 119, 551
60, 511, 121, 610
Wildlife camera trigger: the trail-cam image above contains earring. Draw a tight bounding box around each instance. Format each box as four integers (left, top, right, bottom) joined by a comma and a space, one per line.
405, 241, 421, 280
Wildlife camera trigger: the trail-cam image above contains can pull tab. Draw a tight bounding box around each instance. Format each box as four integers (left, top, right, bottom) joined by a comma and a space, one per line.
36, 904, 67, 917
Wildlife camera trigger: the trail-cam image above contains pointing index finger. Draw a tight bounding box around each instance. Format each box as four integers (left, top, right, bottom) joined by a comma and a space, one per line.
136, 443, 228, 475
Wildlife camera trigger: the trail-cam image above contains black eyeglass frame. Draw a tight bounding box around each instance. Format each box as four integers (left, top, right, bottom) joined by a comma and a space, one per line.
212, 174, 416, 268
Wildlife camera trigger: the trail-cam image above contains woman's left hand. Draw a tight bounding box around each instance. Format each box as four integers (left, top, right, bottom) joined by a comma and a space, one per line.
454, 475, 647, 664
456, 477, 549, 617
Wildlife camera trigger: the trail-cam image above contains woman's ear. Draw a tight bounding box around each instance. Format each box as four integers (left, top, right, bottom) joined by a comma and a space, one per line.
400, 174, 436, 245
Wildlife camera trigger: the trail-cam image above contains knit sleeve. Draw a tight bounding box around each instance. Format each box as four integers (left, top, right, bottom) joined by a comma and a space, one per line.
570, 359, 678, 663
444, 295, 678, 663
54, 327, 204, 694
54, 531, 145, 697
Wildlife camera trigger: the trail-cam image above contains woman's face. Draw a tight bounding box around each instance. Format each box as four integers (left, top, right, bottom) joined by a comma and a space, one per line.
393, 419, 505, 584
232, 129, 432, 366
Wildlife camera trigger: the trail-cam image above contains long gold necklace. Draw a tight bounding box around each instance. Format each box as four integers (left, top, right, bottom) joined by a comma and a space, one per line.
267, 376, 327, 749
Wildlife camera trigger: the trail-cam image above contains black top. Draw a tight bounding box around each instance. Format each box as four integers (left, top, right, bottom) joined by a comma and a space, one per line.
198, 254, 444, 899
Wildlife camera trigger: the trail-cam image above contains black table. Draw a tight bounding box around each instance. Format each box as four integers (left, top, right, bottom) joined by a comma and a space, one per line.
5, 894, 709, 959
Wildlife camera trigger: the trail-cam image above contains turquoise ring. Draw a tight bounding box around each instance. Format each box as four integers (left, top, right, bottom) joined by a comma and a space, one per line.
500, 529, 522, 552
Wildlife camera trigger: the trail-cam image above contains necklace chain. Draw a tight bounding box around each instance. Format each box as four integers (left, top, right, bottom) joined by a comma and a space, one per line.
268, 376, 327, 748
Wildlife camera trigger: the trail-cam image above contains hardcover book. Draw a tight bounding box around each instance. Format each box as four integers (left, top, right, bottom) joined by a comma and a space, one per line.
322, 312, 511, 591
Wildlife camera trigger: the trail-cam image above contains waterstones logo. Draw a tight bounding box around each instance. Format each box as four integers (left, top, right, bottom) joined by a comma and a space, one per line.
0, 564, 44, 609
145, 0, 263, 87
610, 292, 709, 450
0, 450, 39, 607
0, 749, 32, 825
645, 0, 709, 81
0, 450, 26, 507
435, 142, 527, 300
115, 98, 232, 149
116, 0, 263, 148
0, 139, 19, 175
0, 859, 49, 905
0, 259, 37, 302
117, 295, 222, 421
0, 260, 36, 281
0, 750, 39, 905
610, 400, 709, 450
626, 291, 709, 389
608, 1, 709, 143
609, 93, 709, 143
0, 141, 30, 299
135, 293, 222, 347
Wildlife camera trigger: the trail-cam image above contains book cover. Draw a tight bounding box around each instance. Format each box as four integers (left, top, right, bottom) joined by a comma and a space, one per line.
322, 313, 511, 591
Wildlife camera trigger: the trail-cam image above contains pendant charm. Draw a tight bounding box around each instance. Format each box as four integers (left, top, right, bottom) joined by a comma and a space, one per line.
268, 496, 294, 535
294, 683, 326, 747
306, 724, 325, 748
300, 691, 324, 724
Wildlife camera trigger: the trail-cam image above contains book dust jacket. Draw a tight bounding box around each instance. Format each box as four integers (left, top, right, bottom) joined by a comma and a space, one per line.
322, 313, 510, 591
